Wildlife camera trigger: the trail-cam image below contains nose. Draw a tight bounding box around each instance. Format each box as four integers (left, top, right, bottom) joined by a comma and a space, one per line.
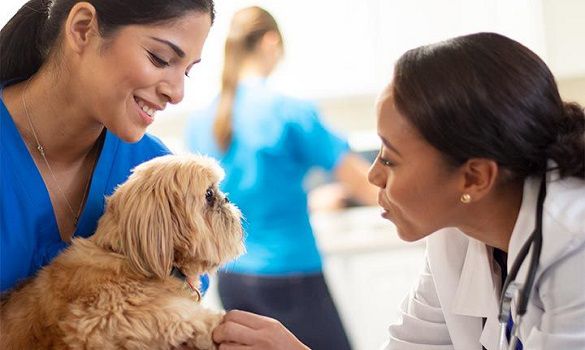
158, 74, 185, 104
367, 160, 385, 189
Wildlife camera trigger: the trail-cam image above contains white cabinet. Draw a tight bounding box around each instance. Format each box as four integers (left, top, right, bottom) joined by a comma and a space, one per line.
312, 207, 426, 350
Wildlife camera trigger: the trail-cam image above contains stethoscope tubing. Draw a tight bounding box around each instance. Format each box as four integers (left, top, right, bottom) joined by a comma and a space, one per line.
497, 174, 547, 350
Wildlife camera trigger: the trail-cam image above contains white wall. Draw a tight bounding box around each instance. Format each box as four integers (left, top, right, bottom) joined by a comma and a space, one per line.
1, 0, 551, 111
542, 0, 585, 79
174, 0, 549, 114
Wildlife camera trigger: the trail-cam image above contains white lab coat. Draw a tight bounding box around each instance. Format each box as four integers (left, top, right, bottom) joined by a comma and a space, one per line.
384, 172, 585, 350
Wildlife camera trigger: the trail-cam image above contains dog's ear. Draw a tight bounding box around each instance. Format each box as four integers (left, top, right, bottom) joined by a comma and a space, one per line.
107, 168, 177, 279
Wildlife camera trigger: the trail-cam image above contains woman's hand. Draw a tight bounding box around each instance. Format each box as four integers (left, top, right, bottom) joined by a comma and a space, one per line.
213, 310, 310, 350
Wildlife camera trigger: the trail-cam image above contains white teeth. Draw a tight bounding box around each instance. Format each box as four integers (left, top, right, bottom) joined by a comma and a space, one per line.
136, 98, 156, 117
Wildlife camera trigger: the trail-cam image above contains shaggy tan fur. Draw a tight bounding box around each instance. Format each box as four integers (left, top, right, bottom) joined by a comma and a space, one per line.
1, 155, 244, 349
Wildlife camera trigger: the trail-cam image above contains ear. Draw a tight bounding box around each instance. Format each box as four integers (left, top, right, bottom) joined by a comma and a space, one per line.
120, 182, 175, 279
64, 2, 99, 54
258, 30, 282, 56
458, 158, 500, 203
261, 31, 281, 47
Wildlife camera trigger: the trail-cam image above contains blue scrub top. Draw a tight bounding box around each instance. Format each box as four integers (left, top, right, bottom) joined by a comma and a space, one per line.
185, 78, 349, 275
0, 94, 170, 292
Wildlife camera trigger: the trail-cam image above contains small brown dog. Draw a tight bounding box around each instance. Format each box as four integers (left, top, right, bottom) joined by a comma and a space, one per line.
0, 155, 244, 349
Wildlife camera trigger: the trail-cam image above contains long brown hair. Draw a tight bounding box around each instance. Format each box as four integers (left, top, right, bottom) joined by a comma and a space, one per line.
213, 6, 282, 151
0, 0, 214, 82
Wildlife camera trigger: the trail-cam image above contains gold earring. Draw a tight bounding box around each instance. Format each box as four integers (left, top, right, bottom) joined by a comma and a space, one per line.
460, 193, 471, 203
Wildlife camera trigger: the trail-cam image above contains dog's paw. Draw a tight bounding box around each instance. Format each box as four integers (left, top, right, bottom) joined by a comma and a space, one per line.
208, 311, 225, 331
184, 311, 225, 350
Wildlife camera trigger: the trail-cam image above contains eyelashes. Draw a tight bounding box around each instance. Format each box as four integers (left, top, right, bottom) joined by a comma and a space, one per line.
147, 51, 170, 68
379, 157, 395, 167
377, 149, 395, 167
147, 50, 191, 77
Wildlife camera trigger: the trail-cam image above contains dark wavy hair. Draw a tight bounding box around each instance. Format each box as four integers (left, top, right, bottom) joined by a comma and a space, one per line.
0, 0, 215, 82
392, 32, 585, 180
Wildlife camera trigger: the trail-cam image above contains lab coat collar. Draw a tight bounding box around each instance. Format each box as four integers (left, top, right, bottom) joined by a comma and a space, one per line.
507, 172, 585, 284
507, 176, 539, 274
508, 170, 585, 290
451, 239, 500, 318
449, 178, 545, 319
450, 237, 502, 349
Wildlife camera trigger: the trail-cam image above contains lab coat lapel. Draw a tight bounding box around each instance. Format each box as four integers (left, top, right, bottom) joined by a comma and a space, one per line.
451, 239, 499, 317
427, 230, 485, 350
450, 239, 502, 350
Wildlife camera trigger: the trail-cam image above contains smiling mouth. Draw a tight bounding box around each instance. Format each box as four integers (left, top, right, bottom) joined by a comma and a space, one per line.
134, 97, 158, 119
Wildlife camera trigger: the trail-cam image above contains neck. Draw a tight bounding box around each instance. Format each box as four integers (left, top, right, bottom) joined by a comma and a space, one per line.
457, 181, 524, 252
238, 56, 273, 81
14, 71, 105, 164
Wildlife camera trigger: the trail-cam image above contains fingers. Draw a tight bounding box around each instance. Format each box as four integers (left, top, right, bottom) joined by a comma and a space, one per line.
218, 344, 252, 350
214, 310, 309, 350
213, 316, 256, 345
222, 310, 276, 330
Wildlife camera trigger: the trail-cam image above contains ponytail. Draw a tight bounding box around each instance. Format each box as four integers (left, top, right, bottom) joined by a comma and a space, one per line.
546, 102, 585, 178
213, 38, 244, 152
212, 6, 282, 152
0, 0, 50, 82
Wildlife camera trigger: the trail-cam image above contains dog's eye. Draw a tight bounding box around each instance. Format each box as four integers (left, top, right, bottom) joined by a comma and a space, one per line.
205, 188, 215, 206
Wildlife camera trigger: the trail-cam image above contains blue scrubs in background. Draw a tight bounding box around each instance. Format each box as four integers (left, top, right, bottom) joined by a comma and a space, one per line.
185, 78, 352, 350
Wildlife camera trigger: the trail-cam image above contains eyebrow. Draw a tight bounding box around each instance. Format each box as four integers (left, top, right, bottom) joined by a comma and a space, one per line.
149, 36, 185, 58
380, 136, 402, 156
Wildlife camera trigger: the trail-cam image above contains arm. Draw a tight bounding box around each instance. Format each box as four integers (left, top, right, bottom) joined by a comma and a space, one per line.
384, 257, 454, 350
334, 153, 378, 206
213, 310, 309, 350
284, 102, 377, 208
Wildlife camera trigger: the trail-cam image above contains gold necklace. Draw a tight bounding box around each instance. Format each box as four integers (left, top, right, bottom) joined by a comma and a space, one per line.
21, 80, 97, 227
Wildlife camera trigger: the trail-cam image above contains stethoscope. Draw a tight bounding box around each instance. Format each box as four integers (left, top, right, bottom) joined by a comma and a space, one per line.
497, 175, 547, 350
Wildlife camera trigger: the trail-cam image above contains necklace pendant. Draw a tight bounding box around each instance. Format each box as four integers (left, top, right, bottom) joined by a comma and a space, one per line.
37, 145, 45, 156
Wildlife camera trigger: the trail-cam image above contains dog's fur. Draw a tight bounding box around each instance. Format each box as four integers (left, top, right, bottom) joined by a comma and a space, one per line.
0, 155, 244, 349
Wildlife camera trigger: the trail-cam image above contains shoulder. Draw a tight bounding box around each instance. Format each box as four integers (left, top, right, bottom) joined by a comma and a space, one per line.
245, 85, 319, 122
276, 94, 319, 121
539, 175, 585, 270
545, 176, 585, 236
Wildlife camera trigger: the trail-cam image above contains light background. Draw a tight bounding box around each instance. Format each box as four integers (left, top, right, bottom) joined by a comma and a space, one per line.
2, 1, 584, 349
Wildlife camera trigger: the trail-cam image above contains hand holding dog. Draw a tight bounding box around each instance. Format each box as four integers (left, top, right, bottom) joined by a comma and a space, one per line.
213, 310, 310, 350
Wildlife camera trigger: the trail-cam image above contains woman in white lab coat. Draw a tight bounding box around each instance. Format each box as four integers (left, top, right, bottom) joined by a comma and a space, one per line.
212, 32, 585, 350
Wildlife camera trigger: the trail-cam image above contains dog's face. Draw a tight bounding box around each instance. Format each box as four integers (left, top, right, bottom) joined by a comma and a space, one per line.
94, 154, 244, 280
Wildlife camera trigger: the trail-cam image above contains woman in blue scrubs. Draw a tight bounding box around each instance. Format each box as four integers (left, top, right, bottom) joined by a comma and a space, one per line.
185, 7, 376, 350
0, 0, 214, 293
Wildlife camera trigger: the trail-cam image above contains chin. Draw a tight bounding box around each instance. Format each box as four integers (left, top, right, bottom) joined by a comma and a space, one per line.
394, 225, 428, 242
116, 128, 147, 143
124, 133, 146, 143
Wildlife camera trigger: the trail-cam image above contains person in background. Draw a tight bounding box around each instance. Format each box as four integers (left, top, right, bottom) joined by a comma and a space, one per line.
1, 0, 214, 294
185, 6, 377, 350
212, 32, 585, 350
